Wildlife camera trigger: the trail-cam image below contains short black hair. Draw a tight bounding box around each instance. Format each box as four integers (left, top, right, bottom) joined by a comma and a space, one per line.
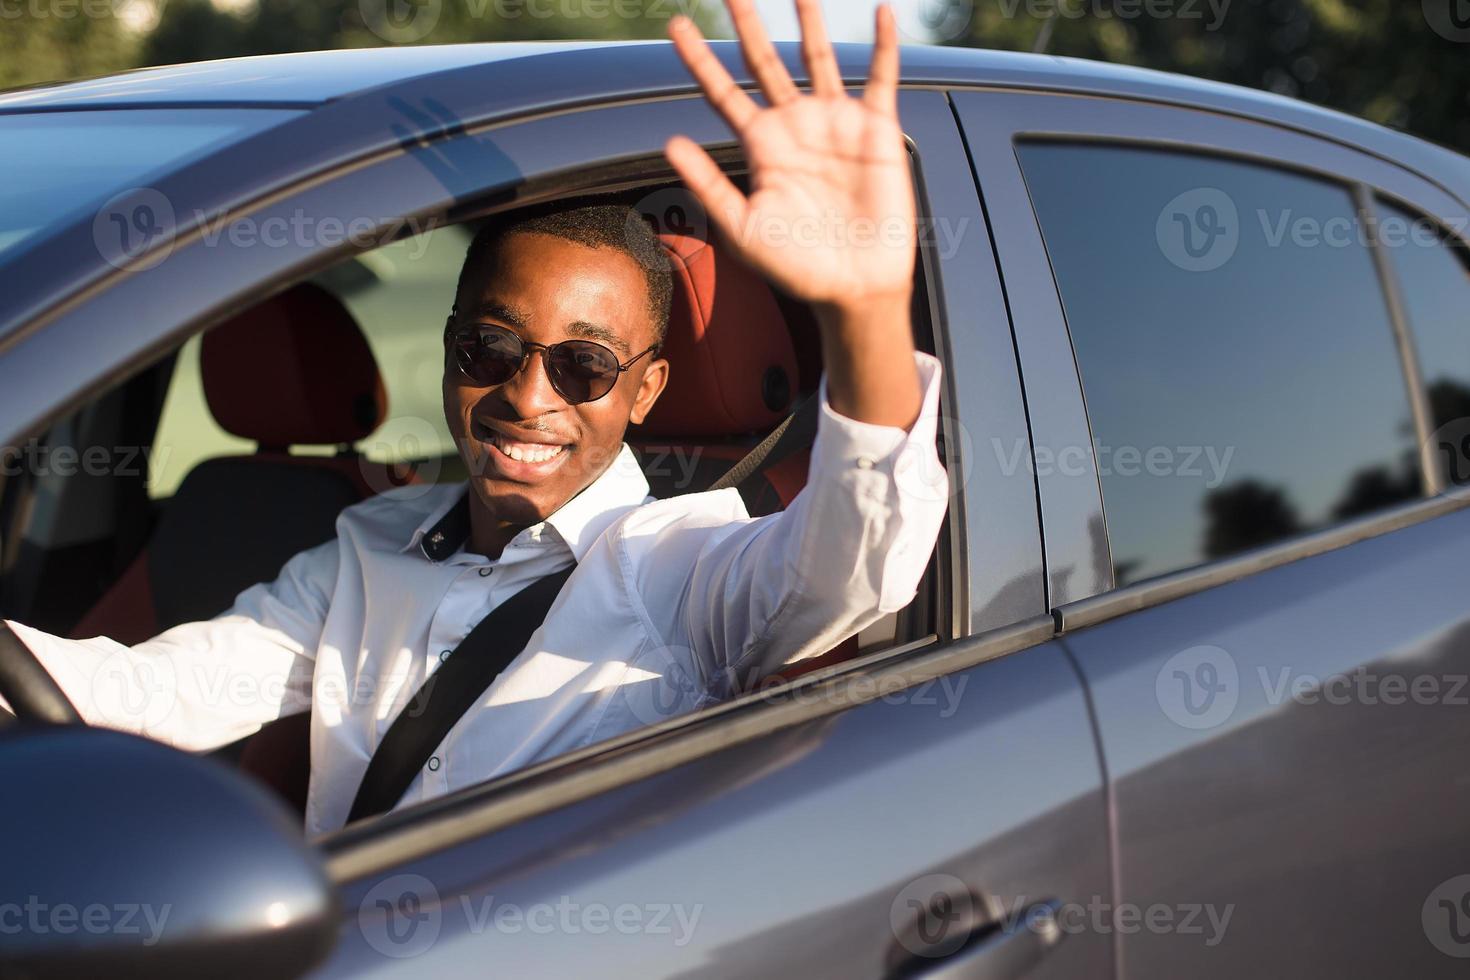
455, 198, 674, 345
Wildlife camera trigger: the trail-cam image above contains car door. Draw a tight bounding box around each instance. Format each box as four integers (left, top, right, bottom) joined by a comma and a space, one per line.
305, 90, 1107, 980
0, 79, 1113, 978
956, 88, 1470, 977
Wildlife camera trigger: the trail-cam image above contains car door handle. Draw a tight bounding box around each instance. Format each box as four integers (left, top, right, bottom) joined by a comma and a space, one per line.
901, 900, 1065, 980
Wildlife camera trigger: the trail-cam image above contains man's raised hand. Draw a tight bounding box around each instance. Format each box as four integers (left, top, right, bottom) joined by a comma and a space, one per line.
665, 0, 916, 313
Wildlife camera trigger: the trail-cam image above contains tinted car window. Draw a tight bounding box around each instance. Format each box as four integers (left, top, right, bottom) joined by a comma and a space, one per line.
1017, 143, 1420, 584
0, 109, 299, 258
1375, 198, 1470, 484
150, 225, 468, 498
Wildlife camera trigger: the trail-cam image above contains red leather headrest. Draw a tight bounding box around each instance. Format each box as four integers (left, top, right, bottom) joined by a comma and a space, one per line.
201, 283, 386, 449
636, 234, 798, 439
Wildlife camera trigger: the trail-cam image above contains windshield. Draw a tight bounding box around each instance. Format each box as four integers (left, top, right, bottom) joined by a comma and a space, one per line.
0, 108, 300, 257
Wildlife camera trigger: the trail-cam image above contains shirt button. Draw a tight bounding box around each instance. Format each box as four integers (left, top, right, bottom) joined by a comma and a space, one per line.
439, 650, 451, 662
427, 757, 441, 772
856, 455, 877, 470
478, 567, 493, 578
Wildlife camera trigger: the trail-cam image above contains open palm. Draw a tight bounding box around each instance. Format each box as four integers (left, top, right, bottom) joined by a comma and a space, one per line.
666, 0, 915, 309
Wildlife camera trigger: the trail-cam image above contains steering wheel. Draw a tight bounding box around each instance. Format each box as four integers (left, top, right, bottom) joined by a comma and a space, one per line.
0, 623, 82, 724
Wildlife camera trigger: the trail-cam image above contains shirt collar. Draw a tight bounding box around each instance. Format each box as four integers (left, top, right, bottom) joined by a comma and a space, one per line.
404, 444, 652, 563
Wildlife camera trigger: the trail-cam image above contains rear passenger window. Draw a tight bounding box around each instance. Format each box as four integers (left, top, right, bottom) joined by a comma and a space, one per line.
1374, 198, 1470, 484
149, 225, 469, 498
1017, 143, 1422, 585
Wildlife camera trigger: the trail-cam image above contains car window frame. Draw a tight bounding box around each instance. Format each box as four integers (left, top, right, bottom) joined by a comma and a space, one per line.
953, 88, 1470, 627
0, 88, 1059, 882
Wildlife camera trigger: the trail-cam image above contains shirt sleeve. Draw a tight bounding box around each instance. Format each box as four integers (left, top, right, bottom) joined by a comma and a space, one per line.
681, 351, 949, 695
1, 539, 337, 752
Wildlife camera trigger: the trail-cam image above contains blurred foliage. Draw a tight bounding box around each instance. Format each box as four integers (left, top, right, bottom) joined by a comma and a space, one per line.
0, 0, 721, 89
942, 0, 1470, 153
143, 0, 723, 63
1, 8, 138, 89
5, 0, 1469, 157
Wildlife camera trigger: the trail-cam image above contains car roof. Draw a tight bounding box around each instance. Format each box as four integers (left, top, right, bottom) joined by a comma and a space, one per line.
3, 39, 1467, 350
0, 42, 630, 108
5, 40, 1465, 196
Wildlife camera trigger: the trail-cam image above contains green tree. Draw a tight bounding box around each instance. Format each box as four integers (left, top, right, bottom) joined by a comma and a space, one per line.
940, 0, 1470, 154
1, 0, 725, 89
143, 0, 723, 68
1, 9, 137, 89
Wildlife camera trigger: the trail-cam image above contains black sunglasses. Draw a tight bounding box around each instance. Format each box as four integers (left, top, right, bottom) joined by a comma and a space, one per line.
445, 314, 660, 406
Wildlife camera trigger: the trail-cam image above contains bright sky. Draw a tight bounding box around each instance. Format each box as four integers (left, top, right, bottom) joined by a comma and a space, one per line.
749, 0, 963, 44
750, 0, 884, 41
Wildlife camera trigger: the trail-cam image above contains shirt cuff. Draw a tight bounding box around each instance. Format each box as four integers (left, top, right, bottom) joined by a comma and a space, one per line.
811, 352, 944, 492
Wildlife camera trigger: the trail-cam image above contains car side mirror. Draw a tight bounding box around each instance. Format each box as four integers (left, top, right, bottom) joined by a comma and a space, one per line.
0, 726, 339, 979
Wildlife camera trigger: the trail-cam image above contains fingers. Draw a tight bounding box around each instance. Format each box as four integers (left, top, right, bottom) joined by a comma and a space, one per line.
664, 136, 750, 244
795, 0, 844, 97
670, 16, 760, 131
725, 0, 801, 106
864, 3, 900, 116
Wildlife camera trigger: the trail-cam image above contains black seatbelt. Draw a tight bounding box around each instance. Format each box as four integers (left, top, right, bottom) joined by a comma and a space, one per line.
346, 397, 820, 824
346, 566, 574, 823
708, 394, 820, 498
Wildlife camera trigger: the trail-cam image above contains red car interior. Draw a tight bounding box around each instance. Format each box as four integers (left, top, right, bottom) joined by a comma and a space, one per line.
70, 230, 859, 813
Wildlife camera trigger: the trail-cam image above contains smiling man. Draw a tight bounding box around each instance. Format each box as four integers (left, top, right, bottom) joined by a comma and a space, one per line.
3, 0, 948, 834
443, 204, 675, 552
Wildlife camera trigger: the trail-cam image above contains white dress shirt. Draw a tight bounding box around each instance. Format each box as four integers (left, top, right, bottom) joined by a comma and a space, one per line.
7, 354, 946, 835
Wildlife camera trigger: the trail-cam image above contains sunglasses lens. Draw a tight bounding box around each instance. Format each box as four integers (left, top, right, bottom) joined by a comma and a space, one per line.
455, 325, 522, 386
548, 341, 621, 404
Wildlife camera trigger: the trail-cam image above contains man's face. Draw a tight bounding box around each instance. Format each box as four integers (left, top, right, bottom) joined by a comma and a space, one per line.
444, 231, 669, 527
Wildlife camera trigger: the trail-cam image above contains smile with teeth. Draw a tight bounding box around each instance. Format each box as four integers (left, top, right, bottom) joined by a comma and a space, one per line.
490, 433, 567, 464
